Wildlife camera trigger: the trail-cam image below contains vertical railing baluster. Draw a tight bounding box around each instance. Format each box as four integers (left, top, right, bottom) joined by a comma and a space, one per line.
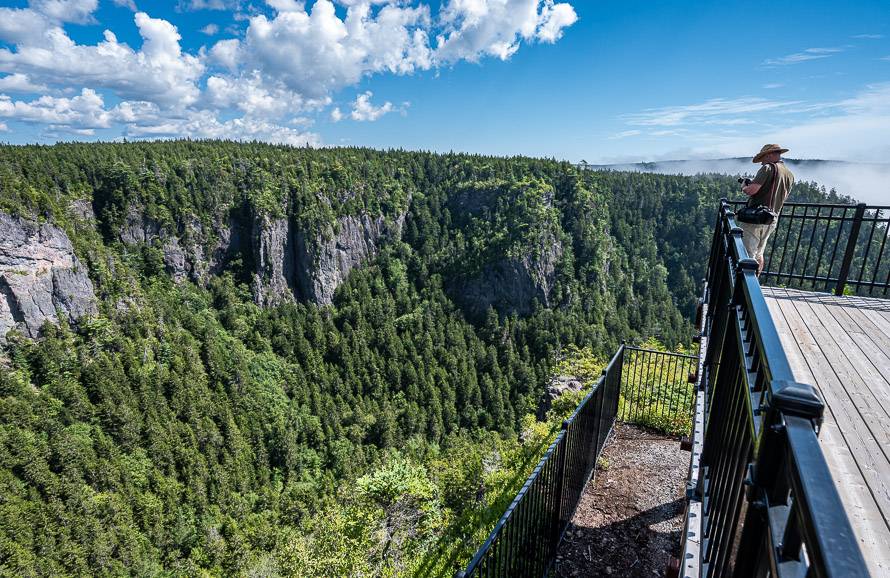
824, 206, 850, 290
869, 209, 888, 295
553, 428, 567, 559
801, 205, 820, 289
777, 204, 797, 284
655, 349, 668, 423
883, 235, 890, 298
812, 206, 834, 291
835, 203, 866, 295
853, 208, 879, 293
788, 204, 809, 288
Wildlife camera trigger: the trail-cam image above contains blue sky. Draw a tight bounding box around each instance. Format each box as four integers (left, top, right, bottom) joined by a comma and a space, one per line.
1, 0, 889, 162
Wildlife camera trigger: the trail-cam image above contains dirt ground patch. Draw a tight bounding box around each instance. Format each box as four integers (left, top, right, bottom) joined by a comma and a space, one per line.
554, 423, 687, 578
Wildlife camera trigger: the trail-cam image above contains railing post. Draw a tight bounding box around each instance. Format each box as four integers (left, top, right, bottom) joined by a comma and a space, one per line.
596, 366, 608, 452
733, 381, 824, 578
835, 203, 866, 295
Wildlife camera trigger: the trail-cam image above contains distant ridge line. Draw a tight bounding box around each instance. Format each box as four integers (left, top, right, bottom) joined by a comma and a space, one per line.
578, 157, 890, 170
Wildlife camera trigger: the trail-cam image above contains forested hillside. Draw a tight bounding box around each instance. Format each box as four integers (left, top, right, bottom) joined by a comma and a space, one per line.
0, 142, 847, 576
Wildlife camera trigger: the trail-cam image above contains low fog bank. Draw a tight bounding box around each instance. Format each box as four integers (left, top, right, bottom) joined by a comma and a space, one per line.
590, 158, 889, 205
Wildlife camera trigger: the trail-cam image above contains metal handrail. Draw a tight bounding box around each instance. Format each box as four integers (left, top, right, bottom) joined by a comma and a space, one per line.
728, 200, 890, 296
458, 346, 623, 577
683, 199, 869, 578
619, 345, 697, 427
458, 343, 697, 577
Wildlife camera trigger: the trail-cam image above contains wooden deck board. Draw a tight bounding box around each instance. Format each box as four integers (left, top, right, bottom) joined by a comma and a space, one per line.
762, 287, 890, 576
773, 297, 890, 504
793, 301, 890, 453
878, 309, 890, 332
844, 305, 890, 357
821, 304, 890, 420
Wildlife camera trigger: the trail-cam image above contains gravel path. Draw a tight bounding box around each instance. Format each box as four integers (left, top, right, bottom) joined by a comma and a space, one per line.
554, 423, 687, 578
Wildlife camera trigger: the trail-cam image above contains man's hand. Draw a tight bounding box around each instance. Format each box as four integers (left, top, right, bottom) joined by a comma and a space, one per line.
742, 182, 762, 197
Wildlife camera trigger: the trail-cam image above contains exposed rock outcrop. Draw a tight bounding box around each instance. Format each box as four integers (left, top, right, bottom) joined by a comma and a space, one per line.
69, 199, 95, 221
0, 213, 97, 341
295, 213, 405, 305
537, 374, 585, 419
118, 206, 242, 285
458, 234, 563, 317
120, 204, 162, 245
251, 215, 296, 307
112, 200, 405, 307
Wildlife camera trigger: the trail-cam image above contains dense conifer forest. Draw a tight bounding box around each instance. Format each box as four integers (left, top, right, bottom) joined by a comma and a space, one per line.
0, 141, 848, 576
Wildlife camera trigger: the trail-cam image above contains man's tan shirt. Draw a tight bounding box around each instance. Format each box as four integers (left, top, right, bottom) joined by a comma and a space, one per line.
750, 162, 795, 213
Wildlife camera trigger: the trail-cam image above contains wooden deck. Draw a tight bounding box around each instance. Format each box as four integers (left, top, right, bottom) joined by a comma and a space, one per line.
763, 286, 890, 577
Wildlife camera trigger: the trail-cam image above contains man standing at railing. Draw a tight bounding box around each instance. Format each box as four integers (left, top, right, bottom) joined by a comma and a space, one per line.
739, 144, 795, 275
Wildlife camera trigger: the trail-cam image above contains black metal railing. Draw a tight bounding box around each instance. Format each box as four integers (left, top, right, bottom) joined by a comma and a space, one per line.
619, 345, 697, 434
729, 200, 890, 296
458, 345, 697, 577
683, 199, 868, 577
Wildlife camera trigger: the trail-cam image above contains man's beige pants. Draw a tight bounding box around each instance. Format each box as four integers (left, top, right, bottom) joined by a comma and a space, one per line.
738, 221, 778, 263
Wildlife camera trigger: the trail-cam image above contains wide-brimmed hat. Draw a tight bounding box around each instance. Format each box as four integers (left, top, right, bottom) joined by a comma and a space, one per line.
753, 144, 789, 163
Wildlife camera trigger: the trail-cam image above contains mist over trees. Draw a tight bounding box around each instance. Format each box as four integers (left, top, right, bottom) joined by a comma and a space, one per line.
590, 157, 874, 204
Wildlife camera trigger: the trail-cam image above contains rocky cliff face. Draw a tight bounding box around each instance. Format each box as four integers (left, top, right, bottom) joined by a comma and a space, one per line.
0, 213, 97, 341
296, 213, 405, 305
249, 211, 405, 306
459, 235, 563, 317
114, 199, 405, 307
251, 214, 296, 307
119, 206, 241, 284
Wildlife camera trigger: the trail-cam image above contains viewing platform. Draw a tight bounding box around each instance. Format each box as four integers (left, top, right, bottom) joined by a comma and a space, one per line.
749, 200, 890, 576
764, 286, 890, 575
681, 200, 889, 578
457, 200, 889, 578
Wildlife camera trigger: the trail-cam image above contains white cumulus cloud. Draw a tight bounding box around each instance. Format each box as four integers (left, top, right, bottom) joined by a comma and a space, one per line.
536, 1, 578, 43
0, 0, 577, 143
436, 0, 577, 62
228, 0, 432, 99
267, 0, 304, 11
0, 7, 53, 45
0, 12, 204, 107
205, 72, 328, 117
0, 88, 112, 131
30, 0, 99, 24
349, 91, 393, 121
0, 73, 49, 93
